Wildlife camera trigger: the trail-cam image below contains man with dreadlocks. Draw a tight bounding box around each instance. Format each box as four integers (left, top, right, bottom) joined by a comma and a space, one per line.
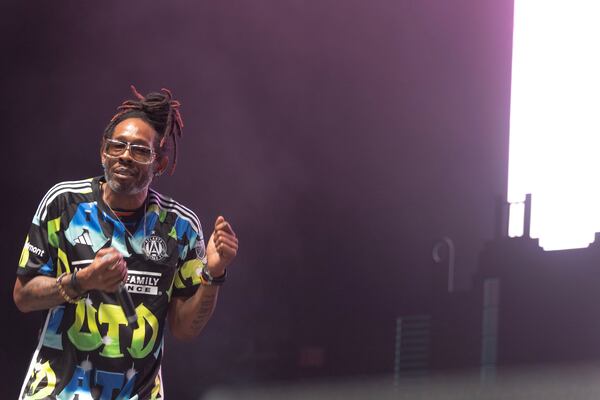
13, 86, 238, 399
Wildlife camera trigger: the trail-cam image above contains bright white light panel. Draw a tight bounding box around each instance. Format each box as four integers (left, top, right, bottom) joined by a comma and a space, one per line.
508, 1, 600, 250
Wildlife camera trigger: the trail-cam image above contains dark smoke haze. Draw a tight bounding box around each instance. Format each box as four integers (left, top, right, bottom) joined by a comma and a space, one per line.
1, 1, 513, 398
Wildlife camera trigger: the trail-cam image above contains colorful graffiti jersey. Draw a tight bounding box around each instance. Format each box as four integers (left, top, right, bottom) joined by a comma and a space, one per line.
17, 177, 207, 399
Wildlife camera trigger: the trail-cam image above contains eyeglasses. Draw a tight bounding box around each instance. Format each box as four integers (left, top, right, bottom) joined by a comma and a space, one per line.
103, 138, 156, 164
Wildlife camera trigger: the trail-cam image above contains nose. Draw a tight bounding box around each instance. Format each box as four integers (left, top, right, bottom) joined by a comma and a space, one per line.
118, 144, 135, 163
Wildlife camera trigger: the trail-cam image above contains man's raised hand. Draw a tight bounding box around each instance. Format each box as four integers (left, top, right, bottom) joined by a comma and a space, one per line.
206, 216, 238, 275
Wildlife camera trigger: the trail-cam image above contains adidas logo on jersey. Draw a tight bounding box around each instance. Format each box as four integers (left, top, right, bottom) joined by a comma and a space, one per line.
74, 229, 93, 246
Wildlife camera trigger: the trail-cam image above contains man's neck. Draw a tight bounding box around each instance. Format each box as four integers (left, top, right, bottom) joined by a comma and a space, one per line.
102, 182, 147, 211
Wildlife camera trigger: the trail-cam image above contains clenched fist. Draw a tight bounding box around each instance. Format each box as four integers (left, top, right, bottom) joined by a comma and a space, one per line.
78, 247, 128, 293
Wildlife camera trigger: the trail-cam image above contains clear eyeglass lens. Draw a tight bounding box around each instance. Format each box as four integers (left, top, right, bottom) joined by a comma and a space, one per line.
130, 145, 153, 161
105, 140, 154, 163
105, 141, 126, 156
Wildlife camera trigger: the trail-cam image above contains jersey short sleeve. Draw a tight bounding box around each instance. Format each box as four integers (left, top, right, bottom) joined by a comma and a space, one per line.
171, 213, 209, 298
17, 179, 94, 278
17, 185, 62, 278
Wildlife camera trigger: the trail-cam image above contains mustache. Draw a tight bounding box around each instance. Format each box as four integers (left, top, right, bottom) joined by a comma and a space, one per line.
110, 164, 137, 176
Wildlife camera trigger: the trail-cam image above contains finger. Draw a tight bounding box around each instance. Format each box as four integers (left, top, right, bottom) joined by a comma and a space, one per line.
99, 246, 120, 255
214, 216, 225, 230
102, 247, 121, 257
217, 243, 237, 259
214, 231, 237, 242
107, 270, 125, 287
216, 231, 238, 243
215, 221, 235, 236
121, 261, 128, 282
118, 260, 127, 278
216, 235, 238, 250
106, 281, 122, 293
217, 238, 238, 252
110, 259, 126, 275
101, 249, 122, 268
218, 245, 237, 262
96, 248, 111, 257
106, 258, 120, 271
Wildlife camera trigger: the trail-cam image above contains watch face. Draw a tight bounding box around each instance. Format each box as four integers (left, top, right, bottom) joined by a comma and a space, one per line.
142, 235, 168, 262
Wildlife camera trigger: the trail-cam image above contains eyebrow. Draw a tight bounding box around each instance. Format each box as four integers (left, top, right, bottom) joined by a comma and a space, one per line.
110, 136, 153, 146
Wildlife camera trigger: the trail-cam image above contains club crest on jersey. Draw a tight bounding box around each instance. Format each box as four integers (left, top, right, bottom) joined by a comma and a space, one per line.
142, 235, 167, 261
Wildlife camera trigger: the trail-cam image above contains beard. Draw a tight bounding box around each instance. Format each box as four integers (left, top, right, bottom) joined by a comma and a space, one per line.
103, 161, 153, 195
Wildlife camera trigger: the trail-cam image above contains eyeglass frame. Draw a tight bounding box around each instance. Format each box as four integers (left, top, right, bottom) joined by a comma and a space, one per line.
102, 138, 157, 164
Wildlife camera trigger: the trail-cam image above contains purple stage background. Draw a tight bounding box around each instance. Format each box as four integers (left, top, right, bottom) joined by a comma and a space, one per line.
1, 1, 513, 398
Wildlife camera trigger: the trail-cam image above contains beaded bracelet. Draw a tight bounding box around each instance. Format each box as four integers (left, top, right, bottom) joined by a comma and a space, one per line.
200, 266, 226, 286
56, 273, 79, 304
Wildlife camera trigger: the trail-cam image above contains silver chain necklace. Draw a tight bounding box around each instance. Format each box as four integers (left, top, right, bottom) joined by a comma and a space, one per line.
100, 182, 148, 241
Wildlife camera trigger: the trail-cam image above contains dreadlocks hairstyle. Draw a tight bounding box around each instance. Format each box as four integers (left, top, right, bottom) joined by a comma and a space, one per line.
103, 85, 184, 175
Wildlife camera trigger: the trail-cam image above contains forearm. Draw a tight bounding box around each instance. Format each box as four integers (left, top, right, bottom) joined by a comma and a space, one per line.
169, 285, 220, 340
13, 274, 81, 313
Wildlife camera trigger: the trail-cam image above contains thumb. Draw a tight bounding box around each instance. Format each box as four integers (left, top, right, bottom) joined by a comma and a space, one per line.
215, 215, 224, 229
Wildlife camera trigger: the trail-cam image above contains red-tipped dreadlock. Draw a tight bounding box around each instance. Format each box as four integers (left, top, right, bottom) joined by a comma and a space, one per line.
105, 85, 184, 175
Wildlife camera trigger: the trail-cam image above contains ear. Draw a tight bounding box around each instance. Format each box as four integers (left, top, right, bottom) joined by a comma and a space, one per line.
154, 155, 169, 176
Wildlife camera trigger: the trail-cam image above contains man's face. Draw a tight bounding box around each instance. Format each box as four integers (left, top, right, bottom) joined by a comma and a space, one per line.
101, 118, 160, 195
